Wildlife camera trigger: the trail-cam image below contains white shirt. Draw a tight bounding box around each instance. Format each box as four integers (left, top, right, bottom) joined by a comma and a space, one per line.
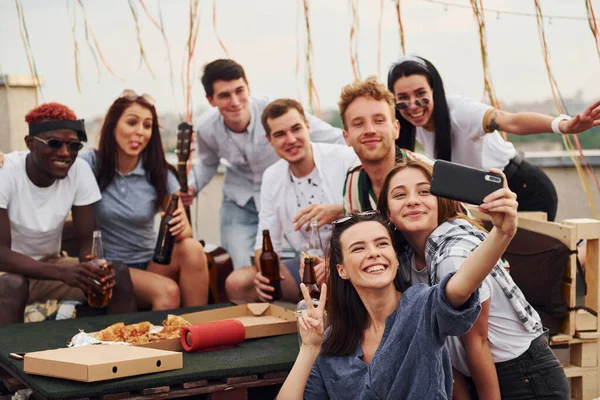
255, 143, 358, 254
436, 256, 540, 375
0, 151, 101, 260
188, 96, 345, 209
415, 95, 517, 171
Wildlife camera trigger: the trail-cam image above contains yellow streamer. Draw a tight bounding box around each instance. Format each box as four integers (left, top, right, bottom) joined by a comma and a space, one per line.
395, 0, 406, 55
533, 0, 597, 218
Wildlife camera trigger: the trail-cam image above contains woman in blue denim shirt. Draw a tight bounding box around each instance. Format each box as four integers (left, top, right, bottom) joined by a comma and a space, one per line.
278, 168, 518, 399
378, 160, 568, 399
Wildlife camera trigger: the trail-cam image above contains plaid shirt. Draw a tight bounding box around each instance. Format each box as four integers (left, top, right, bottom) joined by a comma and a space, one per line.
400, 219, 543, 334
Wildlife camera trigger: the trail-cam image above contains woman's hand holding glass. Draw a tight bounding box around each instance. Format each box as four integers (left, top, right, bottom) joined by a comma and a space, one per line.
297, 282, 327, 348
478, 169, 518, 238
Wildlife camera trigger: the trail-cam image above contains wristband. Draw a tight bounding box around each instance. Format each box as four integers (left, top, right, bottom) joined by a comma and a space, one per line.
551, 114, 572, 135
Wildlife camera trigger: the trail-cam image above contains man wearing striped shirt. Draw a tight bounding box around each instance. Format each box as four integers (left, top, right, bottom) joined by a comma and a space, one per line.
339, 77, 433, 213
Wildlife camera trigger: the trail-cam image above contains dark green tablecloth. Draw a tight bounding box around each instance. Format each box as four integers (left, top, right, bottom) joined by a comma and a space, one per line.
0, 304, 299, 399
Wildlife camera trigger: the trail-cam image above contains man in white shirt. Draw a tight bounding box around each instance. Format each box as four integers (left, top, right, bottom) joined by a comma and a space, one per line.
0, 102, 136, 326
224, 99, 357, 302
180, 59, 345, 270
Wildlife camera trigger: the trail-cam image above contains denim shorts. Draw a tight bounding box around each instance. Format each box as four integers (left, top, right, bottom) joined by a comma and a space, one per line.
127, 261, 150, 271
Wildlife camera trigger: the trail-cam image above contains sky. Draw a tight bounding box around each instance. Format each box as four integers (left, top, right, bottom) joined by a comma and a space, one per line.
1, 0, 600, 121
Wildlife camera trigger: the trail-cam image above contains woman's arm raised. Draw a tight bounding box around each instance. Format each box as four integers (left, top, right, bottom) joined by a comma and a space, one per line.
278, 283, 328, 400
444, 170, 518, 308
483, 100, 600, 136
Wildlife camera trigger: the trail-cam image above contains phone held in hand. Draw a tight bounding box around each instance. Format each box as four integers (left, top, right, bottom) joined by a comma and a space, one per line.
430, 160, 504, 205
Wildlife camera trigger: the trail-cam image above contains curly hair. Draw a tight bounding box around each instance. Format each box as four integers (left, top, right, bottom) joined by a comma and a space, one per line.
338, 76, 396, 130
25, 103, 78, 124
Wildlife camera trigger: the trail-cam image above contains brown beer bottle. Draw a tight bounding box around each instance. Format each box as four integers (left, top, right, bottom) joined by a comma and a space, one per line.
88, 230, 111, 308
260, 230, 282, 301
153, 194, 179, 265
302, 257, 321, 300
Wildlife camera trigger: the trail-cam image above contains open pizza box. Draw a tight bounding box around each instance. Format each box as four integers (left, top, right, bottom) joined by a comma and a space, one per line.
24, 345, 182, 382
140, 303, 297, 351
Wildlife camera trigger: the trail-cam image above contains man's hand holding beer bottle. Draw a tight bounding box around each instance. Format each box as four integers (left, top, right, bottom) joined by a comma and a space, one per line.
254, 229, 283, 302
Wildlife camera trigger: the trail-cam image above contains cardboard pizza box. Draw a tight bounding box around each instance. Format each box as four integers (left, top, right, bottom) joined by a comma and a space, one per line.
139, 303, 297, 351
24, 345, 182, 382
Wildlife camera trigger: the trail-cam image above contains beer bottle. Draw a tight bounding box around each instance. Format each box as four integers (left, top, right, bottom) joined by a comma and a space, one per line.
302, 257, 321, 300
153, 194, 179, 265
88, 230, 111, 308
307, 219, 324, 258
260, 229, 282, 301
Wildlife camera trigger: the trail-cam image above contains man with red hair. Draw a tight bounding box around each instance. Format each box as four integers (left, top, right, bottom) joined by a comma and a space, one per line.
0, 102, 136, 326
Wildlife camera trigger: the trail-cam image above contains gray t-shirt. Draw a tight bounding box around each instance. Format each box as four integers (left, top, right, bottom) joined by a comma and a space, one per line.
304, 273, 480, 399
79, 151, 180, 264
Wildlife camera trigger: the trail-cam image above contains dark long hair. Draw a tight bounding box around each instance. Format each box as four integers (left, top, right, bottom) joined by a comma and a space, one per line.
377, 160, 484, 234
387, 57, 452, 161
321, 212, 404, 357
95, 97, 175, 211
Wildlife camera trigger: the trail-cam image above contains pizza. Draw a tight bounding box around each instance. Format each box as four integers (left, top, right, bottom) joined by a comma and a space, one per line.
92, 315, 191, 345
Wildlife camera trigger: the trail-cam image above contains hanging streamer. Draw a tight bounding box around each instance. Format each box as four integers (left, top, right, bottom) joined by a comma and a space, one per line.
136, 0, 181, 120
14, 0, 43, 105
348, 0, 360, 80
585, 0, 600, 60
77, 0, 123, 81
469, 0, 506, 140
212, 0, 232, 58
302, 0, 321, 117
66, 0, 82, 93
533, 0, 598, 217
184, 0, 202, 124
127, 0, 156, 79
377, 0, 384, 79
395, 0, 406, 55
295, 0, 304, 104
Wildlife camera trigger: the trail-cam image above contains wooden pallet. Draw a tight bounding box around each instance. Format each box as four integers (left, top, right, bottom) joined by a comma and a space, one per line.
0, 368, 288, 400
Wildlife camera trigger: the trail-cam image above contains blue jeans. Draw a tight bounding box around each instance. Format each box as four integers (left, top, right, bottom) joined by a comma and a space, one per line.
220, 198, 259, 270
494, 332, 569, 399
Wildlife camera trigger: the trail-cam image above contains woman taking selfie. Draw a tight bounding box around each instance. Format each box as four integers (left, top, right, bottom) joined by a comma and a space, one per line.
387, 55, 600, 221
278, 166, 519, 399
378, 159, 568, 399
79, 90, 208, 310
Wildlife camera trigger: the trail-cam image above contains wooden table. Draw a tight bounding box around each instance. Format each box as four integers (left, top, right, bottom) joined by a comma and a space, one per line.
0, 305, 298, 400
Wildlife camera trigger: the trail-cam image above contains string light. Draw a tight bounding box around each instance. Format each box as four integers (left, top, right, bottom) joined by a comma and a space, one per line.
423, 0, 599, 22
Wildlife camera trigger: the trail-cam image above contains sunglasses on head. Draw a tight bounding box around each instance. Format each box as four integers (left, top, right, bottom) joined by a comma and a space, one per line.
119, 89, 156, 106
332, 210, 381, 227
33, 136, 84, 152
395, 97, 430, 111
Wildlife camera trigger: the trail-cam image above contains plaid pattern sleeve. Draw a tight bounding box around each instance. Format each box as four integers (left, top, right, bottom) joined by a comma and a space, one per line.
425, 220, 543, 334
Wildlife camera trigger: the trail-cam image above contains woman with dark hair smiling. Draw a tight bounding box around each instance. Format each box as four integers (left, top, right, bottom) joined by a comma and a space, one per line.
277, 165, 518, 399
378, 159, 568, 399
387, 55, 600, 221
78, 90, 209, 310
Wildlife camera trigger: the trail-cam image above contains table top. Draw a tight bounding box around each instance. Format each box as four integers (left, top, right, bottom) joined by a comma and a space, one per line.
0, 304, 299, 399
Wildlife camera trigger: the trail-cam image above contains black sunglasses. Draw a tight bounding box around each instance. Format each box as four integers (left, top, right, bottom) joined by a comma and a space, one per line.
33, 136, 84, 152
395, 97, 430, 111
332, 210, 381, 227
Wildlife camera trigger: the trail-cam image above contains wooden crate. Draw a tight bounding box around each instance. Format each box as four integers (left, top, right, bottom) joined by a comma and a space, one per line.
471, 210, 600, 399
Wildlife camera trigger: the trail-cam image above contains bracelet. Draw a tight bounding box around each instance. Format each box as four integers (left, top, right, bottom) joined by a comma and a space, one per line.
551, 114, 572, 135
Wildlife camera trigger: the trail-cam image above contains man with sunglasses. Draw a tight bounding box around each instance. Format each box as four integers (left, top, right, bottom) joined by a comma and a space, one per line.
0, 102, 136, 326
181, 59, 345, 271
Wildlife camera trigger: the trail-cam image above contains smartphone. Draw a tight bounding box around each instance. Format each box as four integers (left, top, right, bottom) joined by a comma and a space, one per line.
430, 160, 504, 205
